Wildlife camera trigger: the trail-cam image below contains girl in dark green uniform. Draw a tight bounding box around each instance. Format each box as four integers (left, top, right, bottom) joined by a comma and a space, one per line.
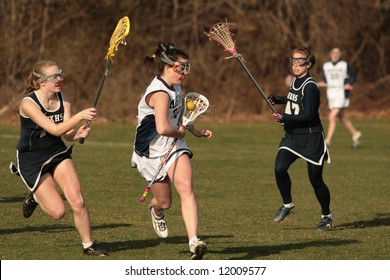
10, 60, 108, 255
269, 48, 333, 231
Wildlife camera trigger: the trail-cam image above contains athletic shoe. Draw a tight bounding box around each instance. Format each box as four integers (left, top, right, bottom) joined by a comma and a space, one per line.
190, 239, 207, 260
273, 205, 295, 222
83, 241, 109, 256
352, 131, 362, 148
317, 216, 333, 231
22, 192, 38, 218
149, 205, 168, 238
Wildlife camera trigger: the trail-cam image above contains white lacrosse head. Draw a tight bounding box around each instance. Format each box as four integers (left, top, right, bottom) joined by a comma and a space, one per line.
205, 19, 238, 56
182, 92, 209, 127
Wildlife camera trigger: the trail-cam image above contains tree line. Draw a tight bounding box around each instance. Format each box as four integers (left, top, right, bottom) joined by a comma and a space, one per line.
1, 0, 389, 122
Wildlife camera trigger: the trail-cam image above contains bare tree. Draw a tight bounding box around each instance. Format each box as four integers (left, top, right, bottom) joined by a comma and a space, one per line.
1, 0, 389, 121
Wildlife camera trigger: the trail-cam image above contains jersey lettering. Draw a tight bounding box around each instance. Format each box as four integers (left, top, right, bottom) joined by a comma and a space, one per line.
285, 101, 300, 115
287, 92, 298, 102
47, 113, 64, 123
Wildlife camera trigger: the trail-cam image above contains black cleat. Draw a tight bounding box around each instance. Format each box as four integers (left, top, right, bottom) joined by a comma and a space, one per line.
273, 205, 295, 222
83, 241, 109, 256
317, 216, 333, 231
190, 240, 207, 260
22, 192, 38, 218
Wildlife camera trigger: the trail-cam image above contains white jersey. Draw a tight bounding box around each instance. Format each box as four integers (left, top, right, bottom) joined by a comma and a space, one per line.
133, 75, 183, 158
322, 60, 350, 109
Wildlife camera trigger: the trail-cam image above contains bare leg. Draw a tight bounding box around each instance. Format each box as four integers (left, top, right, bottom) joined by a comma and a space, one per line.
168, 154, 198, 240
326, 108, 340, 145
150, 178, 172, 216
339, 109, 359, 136
53, 159, 92, 244
34, 173, 66, 220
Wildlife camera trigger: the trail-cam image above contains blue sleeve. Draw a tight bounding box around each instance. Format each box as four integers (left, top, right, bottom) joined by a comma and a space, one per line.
346, 64, 356, 84
321, 66, 327, 83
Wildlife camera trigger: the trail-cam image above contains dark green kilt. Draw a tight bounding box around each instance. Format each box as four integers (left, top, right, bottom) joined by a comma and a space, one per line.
279, 132, 329, 165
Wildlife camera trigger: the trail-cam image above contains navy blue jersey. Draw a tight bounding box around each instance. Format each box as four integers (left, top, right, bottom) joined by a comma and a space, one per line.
283, 74, 323, 134
12, 91, 72, 190
17, 92, 66, 152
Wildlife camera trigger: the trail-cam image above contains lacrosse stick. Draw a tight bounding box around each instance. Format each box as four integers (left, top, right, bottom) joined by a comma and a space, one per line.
79, 16, 130, 144
205, 19, 277, 113
139, 92, 209, 202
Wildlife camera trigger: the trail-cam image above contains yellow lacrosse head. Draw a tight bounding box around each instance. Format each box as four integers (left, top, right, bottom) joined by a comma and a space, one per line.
106, 16, 130, 61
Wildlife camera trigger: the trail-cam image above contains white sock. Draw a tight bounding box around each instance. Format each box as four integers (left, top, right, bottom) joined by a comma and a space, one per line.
189, 236, 199, 247
322, 214, 333, 219
151, 208, 163, 219
82, 241, 93, 249
284, 202, 294, 208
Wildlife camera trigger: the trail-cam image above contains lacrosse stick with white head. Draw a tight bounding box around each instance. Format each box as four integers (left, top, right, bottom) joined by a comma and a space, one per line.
182, 92, 209, 127
139, 92, 209, 202
79, 16, 130, 143
205, 19, 277, 113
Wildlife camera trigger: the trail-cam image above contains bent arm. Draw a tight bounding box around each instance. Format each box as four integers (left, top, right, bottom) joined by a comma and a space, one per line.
21, 97, 94, 137
188, 124, 213, 138
149, 91, 186, 139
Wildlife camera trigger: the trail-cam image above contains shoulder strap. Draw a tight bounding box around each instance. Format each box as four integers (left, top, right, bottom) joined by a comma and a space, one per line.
26, 92, 45, 112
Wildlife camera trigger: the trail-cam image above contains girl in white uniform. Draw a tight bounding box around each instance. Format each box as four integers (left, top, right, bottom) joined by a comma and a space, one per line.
318, 48, 361, 148
131, 43, 212, 260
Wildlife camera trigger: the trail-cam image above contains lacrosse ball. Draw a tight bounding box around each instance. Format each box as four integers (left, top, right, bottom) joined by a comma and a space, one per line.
187, 101, 195, 111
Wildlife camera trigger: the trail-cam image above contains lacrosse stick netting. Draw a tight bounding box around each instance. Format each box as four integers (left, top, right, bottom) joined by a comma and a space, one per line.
139, 92, 210, 202
106, 16, 130, 61
182, 92, 209, 127
205, 20, 277, 113
80, 16, 130, 144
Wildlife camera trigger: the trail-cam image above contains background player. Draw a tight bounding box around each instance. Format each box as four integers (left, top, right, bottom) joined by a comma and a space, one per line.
318, 47, 361, 148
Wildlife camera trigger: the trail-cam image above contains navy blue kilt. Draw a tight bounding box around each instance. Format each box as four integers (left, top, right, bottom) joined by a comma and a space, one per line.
278, 132, 329, 165
10, 145, 73, 191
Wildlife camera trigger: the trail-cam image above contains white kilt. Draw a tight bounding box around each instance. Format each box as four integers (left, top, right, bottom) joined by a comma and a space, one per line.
131, 139, 192, 182
326, 87, 350, 109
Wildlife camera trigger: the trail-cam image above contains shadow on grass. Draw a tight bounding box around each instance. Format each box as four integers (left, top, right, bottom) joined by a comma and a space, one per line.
212, 239, 360, 260
0, 194, 66, 204
0, 223, 133, 235
100, 234, 235, 255
0, 196, 25, 203
333, 213, 390, 230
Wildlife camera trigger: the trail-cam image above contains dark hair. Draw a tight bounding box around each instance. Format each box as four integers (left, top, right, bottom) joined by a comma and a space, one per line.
292, 47, 315, 68
144, 43, 189, 73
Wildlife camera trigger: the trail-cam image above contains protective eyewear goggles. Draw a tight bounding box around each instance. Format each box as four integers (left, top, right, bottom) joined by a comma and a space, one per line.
34, 70, 64, 83
289, 57, 308, 66
174, 62, 191, 75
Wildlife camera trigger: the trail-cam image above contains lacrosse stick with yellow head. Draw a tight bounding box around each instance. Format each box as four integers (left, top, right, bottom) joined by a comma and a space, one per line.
80, 16, 130, 143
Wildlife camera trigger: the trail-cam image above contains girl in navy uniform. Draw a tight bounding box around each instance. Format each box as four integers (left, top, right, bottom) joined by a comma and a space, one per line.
131, 43, 212, 259
10, 60, 108, 255
269, 47, 333, 231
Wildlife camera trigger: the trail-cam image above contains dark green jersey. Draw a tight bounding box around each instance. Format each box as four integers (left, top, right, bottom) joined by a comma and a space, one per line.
17, 92, 65, 152
283, 74, 323, 134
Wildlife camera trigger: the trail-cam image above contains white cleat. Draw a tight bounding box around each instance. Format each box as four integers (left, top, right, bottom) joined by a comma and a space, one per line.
352, 131, 362, 148
149, 205, 168, 238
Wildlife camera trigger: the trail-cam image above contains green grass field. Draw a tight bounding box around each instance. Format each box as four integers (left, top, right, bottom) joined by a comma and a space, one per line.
1, 121, 389, 260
